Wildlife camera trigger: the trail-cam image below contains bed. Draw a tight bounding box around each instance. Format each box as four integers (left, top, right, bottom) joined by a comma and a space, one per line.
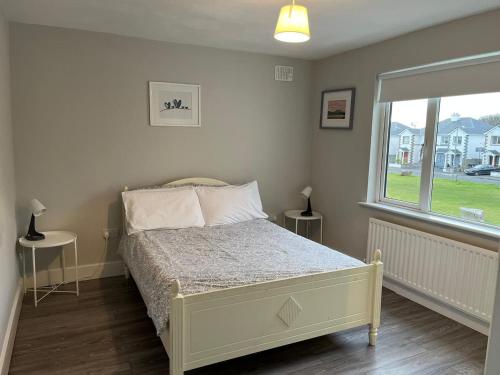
119, 178, 383, 375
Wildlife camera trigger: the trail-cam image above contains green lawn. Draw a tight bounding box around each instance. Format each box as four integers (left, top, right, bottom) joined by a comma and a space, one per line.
386, 174, 500, 226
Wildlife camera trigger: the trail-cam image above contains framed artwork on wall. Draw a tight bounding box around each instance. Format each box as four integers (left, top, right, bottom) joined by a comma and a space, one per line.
149, 81, 201, 127
320, 88, 355, 129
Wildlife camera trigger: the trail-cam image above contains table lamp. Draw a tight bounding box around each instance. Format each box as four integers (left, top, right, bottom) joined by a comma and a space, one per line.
300, 186, 313, 216
25, 199, 46, 241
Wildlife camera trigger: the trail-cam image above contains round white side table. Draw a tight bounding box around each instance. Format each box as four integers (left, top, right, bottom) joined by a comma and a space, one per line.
19, 231, 79, 306
283, 210, 323, 243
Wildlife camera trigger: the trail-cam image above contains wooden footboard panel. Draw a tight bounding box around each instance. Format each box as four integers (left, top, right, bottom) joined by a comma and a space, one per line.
164, 250, 383, 374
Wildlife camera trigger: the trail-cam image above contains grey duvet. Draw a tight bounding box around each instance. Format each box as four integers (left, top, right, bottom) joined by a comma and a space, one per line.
118, 219, 364, 334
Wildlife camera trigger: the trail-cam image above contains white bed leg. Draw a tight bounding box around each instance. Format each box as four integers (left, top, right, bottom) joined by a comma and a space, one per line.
123, 264, 130, 279
369, 249, 383, 346
369, 326, 378, 346
170, 280, 185, 375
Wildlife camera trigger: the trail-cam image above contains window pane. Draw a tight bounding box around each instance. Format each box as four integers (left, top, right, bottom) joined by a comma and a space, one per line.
431, 92, 500, 226
385, 99, 428, 204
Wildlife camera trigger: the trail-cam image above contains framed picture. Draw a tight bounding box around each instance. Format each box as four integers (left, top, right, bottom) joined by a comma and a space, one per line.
320, 88, 355, 129
149, 81, 201, 127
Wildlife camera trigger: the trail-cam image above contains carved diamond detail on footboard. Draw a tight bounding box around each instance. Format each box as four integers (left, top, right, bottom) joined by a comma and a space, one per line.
277, 297, 303, 327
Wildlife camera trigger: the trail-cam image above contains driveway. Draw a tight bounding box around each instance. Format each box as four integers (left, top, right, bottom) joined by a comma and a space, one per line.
388, 166, 500, 186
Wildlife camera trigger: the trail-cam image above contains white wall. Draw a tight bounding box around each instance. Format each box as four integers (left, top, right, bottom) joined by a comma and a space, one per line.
466, 135, 485, 163
487, 128, 500, 150
10, 23, 313, 270
0, 5, 18, 363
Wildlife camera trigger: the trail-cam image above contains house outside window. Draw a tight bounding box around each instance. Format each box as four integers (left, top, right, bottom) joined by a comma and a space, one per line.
371, 53, 500, 232
376, 93, 500, 228
367, 53, 500, 241
483, 126, 500, 166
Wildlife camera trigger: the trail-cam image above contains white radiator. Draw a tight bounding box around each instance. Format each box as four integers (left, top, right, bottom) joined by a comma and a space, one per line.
367, 218, 498, 325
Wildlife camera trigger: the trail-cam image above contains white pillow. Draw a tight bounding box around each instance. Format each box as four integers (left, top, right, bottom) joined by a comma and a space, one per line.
122, 187, 205, 235
195, 181, 268, 226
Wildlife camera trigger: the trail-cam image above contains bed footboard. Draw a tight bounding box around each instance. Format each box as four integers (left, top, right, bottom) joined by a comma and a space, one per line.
165, 250, 383, 375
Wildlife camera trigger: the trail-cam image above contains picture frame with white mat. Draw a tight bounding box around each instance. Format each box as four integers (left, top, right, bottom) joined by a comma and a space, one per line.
149, 82, 201, 127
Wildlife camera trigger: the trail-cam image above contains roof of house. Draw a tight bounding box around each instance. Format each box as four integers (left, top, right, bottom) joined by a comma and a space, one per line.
391, 117, 494, 136
437, 117, 493, 135
390, 122, 424, 136
409, 127, 425, 136
485, 125, 500, 134
389, 122, 410, 135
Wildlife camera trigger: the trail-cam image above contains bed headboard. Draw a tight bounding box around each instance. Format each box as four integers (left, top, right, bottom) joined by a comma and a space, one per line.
121, 177, 229, 235
164, 177, 228, 187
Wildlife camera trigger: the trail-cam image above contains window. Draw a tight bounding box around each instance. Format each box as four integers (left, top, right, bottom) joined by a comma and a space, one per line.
384, 99, 427, 205
378, 92, 500, 228
430, 93, 500, 225
374, 53, 500, 231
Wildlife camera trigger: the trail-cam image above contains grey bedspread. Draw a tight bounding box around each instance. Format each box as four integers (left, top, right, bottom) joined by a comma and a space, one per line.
118, 219, 365, 334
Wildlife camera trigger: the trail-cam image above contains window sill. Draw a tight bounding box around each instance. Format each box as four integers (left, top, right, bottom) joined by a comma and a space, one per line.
359, 201, 500, 240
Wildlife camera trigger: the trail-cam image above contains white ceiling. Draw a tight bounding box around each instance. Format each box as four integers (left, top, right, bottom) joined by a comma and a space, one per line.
4, 0, 500, 60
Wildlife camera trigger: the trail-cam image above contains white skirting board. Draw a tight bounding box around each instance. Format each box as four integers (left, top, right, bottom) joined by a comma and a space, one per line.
384, 278, 490, 335
22, 260, 124, 288
0, 279, 23, 375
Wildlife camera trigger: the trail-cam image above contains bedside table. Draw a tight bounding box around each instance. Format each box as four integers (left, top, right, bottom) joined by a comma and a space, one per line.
283, 210, 323, 243
19, 231, 79, 306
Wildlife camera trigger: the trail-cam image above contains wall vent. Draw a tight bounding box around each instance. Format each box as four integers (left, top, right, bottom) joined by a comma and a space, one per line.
275, 65, 294, 81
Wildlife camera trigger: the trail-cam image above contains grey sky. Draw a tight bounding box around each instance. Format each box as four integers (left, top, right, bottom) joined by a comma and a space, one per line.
391, 92, 500, 128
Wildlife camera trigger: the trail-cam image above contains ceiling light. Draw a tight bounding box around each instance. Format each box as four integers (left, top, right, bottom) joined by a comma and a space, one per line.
274, 0, 310, 43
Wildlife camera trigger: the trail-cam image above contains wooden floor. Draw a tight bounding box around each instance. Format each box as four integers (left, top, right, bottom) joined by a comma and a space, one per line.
9, 277, 487, 375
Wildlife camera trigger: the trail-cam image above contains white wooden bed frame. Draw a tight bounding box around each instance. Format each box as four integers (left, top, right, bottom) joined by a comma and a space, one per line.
122, 177, 383, 375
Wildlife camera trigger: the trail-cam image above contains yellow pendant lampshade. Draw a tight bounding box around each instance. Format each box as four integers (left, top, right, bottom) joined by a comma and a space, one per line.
274, 1, 310, 43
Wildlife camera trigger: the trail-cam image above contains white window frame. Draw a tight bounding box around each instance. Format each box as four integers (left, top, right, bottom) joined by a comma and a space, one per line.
491, 135, 500, 145
375, 98, 499, 231
377, 99, 439, 211
452, 136, 463, 145
366, 52, 500, 238
401, 135, 410, 144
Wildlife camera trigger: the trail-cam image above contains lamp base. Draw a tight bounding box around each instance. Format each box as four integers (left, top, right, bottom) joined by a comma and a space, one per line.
300, 197, 313, 216
25, 214, 45, 241
25, 233, 45, 241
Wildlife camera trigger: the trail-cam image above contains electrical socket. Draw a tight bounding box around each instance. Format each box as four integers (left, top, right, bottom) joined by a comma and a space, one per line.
102, 227, 119, 239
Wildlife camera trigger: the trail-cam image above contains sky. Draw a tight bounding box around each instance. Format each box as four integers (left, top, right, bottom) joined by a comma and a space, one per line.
391, 92, 500, 128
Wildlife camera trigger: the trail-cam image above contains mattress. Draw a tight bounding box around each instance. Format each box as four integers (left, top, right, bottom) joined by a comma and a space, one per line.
118, 219, 365, 334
